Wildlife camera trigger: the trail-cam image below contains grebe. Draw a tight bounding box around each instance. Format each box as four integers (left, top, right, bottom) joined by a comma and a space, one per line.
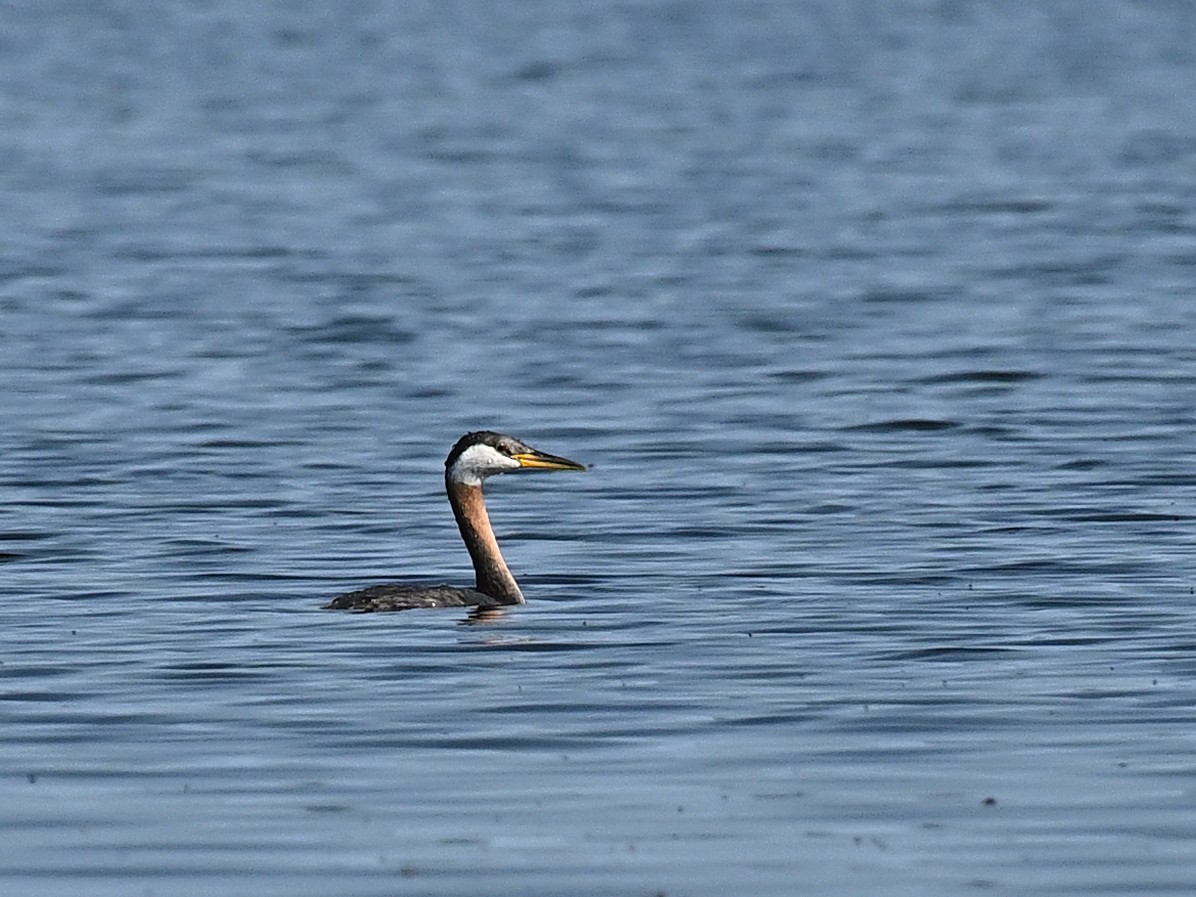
325, 431, 586, 612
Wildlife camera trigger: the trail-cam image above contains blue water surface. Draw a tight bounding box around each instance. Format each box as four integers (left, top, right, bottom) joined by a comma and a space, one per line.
2, 2, 1196, 895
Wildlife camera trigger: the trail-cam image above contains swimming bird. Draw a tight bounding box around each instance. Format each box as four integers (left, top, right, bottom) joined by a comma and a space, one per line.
325, 431, 587, 612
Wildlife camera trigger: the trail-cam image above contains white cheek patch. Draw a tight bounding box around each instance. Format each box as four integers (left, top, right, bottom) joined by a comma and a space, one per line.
448, 443, 520, 485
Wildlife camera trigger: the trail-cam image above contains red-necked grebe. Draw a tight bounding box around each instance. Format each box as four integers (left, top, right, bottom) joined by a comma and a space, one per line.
325, 431, 587, 612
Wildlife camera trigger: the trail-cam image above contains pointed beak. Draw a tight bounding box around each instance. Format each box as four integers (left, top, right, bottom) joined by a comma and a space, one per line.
512, 449, 588, 472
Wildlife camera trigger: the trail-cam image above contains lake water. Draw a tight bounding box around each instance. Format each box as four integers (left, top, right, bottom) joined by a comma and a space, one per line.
3, 1, 1196, 894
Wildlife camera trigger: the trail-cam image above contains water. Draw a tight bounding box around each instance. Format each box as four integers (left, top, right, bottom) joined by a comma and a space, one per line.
3, 1, 1196, 894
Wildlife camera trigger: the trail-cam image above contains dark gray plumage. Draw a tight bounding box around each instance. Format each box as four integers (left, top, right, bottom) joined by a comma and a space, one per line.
325, 583, 497, 612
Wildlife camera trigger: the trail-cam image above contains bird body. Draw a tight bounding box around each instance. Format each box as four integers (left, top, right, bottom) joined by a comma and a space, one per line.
326, 431, 586, 612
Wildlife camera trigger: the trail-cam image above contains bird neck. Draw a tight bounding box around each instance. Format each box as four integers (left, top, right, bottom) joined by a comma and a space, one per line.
446, 478, 525, 605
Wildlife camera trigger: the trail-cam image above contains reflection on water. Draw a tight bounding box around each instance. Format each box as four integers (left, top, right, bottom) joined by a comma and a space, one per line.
3, 1, 1196, 895
461, 606, 515, 627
